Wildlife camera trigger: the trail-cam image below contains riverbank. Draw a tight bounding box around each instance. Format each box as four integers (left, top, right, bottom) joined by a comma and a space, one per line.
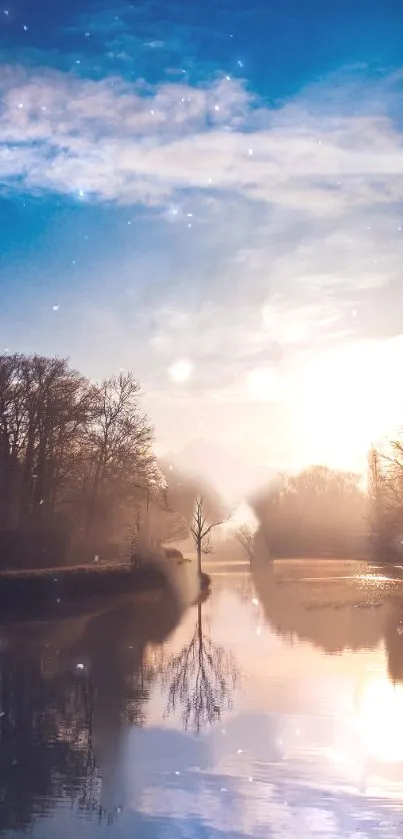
0, 563, 174, 620
0, 557, 211, 621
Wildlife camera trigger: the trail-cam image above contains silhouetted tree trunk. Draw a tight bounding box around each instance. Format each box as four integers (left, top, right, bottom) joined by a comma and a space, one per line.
191, 496, 226, 577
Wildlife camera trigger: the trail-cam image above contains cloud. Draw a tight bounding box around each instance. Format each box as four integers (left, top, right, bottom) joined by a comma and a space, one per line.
135, 293, 350, 401
2, 57, 403, 471
1, 64, 403, 216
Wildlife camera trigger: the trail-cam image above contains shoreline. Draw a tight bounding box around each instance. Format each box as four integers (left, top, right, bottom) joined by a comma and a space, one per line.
0, 560, 211, 623
0, 563, 173, 621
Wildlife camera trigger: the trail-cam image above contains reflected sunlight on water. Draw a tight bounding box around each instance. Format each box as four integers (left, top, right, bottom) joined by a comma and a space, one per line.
2, 560, 403, 837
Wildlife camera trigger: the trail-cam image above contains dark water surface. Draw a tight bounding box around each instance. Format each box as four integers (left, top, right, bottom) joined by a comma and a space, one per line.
2, 559, 403, 838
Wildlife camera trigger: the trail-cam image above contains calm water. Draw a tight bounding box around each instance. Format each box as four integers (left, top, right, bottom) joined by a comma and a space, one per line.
2, 558, 403, 838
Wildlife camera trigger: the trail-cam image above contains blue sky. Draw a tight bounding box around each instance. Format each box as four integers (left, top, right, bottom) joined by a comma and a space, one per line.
1, 0, 403, 488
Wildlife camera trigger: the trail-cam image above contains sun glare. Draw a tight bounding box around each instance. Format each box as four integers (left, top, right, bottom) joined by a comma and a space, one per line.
168, 359, 193, 384
247, 367, 281, 401
357, 677, 403, 764
296, 340, 403, 470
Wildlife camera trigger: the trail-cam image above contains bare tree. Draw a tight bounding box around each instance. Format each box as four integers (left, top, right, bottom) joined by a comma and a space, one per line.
79, 372, 164, 553
0, 354, 25, 527
191, 496, 227, 577
0, 354, 92, 529
162, 601, 238, 733
235, 524, 255, 560
367, 440, 403, 559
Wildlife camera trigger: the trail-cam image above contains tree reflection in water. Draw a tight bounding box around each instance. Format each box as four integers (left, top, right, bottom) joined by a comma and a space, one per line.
249, 524, 403, 676
162, 598, 238, 733
0, 577, 185, 832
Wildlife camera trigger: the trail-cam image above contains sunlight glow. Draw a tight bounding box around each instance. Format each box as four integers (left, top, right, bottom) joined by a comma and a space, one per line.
168, 359, 193, 384
357, 677, 403, 763
296, 338, 403, 470
246, 367, 280, 402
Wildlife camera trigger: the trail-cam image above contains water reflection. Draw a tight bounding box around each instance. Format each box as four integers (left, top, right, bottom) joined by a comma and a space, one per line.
162, 599, 238, 732
248, 533, 403, 798
250, 530, 403, 682
2, 557, 403, 836
0, 581, 185, 831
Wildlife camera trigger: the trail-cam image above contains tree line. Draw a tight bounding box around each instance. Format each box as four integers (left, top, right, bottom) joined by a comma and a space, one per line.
3, 351, 403, 569
0, 352, 228, 569
0, 353, 167, 565
240, 440, 403, 562
247, 465, 368, 558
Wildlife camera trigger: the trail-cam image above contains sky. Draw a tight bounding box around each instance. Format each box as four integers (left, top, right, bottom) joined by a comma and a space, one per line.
1, 0, 403, 488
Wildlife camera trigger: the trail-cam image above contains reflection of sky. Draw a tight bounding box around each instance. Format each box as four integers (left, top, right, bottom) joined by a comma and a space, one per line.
114, 573, 403, 835
10, 567, 403, 838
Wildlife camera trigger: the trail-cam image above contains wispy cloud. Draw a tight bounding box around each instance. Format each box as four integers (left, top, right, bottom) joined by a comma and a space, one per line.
1, 65, 403, 216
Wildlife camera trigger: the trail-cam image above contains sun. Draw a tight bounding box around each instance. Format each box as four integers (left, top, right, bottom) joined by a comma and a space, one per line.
295, 340, 403, 470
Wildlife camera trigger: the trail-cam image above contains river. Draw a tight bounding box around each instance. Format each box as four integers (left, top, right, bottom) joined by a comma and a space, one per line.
1, 557, 403, 838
